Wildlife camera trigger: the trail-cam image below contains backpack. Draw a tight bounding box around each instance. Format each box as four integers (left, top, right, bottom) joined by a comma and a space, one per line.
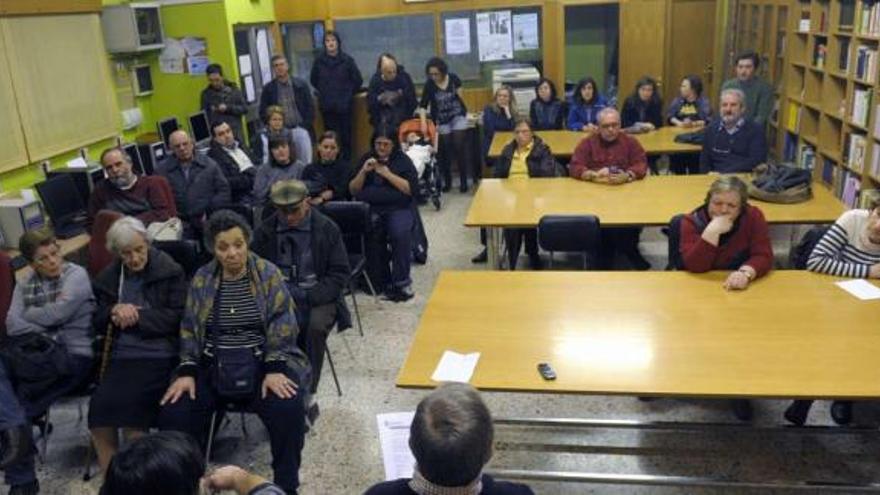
748, 163, 813, 204
789, 225, 830, 269
0, 332, 71, 401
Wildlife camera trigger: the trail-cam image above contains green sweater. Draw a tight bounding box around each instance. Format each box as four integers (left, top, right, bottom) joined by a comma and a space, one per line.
721, 77, 774, 128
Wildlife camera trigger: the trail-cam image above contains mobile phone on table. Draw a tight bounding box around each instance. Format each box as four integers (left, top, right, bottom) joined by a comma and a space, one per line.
537, 362, 556, 381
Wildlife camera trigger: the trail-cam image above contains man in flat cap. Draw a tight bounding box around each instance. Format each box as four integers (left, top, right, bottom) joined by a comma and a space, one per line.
251, 180, 350, 422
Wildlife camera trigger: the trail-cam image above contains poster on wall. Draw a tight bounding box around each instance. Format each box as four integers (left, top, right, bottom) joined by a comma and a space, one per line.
159, 38, 185, 74
444, 18, 471, 55
476, 11, 512, 62
159, 36, 209, 75
512, 13, 539, 51
256, 29, 272, 85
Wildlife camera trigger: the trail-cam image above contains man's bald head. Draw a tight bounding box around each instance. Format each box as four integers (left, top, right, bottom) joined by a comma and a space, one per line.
169, 130, 194, 162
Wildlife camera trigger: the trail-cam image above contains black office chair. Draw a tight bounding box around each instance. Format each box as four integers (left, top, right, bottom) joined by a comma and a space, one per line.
321, 201, 378, 337
666, 214, 686, 271
537, 215, 601, 269
154, 240, 204, 279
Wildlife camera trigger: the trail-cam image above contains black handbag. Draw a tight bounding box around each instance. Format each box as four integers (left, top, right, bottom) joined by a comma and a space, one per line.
0, 332, 71, 400
208, 282, 260, 400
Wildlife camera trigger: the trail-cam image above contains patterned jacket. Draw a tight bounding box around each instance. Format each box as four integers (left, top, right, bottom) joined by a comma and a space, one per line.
176, 252, 310, 384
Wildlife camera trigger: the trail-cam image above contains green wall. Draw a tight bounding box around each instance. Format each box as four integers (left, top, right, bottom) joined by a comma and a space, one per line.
0, 0, 269, 195
564, 4, 618, 92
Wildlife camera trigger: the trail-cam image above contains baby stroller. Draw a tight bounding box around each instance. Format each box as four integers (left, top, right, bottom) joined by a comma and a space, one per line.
398, 118, 442, 210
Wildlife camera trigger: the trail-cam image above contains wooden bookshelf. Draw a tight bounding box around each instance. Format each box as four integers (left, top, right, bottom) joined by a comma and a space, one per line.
774, 0, 880, 207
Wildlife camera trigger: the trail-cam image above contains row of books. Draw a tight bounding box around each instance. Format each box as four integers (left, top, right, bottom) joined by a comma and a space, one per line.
852, 88, 872, 127
870, 136, 880, 177
847, 133, 868, 172
799, 143, 816, 170
839, 169, 861, 208
857, 0, 880, 36
854, 44, 877, 83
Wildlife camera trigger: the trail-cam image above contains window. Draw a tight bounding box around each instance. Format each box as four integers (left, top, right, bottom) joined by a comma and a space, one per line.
335, 14, 436, 84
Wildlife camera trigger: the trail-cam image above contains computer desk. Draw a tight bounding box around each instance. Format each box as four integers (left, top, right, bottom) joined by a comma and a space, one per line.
6, 233, 90, 281
487, 127, 702, 158
397, 270, 880, 491
466, 176, 846, 269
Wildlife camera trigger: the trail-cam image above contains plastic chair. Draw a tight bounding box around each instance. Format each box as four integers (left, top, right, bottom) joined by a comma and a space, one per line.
666, 214, 686, 271
537, 215, 601, 269
87, 210, 124, 277
321, 201, 378, 337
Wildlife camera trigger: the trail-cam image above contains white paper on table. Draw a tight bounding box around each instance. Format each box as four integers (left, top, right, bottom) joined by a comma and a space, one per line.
377, 412, 415, 481
431, 351, 480, 383
513, 13, 539, 51
238, 55, 252, 76
835, 279, 880, 300
66, 157, 88, 169
243, 75, 256, 103
444, 18, 471, 55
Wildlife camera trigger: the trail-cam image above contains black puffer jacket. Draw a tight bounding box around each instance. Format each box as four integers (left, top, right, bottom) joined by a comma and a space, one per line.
310, 50, 363, 114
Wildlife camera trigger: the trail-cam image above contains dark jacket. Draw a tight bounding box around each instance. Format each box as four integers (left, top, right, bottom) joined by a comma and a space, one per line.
529, 98, 565, 130
494, 136, 558, 178
155, 155, 231, 223
366, 66, 418, 130
201, 81, 247, 140
310, 51, 363, 114
699, 118, 768, 173
621, 95, 664, 129
251, 209, 352, 330
364, 475, 535, 495
418, 73, 467, 125
481, 105, 516, 160
259, 76, 316, 135
352, 149, 419, 213
302, 158, 351, 200
92, 248, 187, 357
206, 140, 257, 204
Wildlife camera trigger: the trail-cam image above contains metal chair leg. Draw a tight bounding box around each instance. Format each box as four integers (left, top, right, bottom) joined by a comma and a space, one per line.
205, 411, 219, 463
362, 271, 378, 303
240, 412, 248, 436
349, 280, 364, 337
325, 345, 342, 397
82, 442, 96, 481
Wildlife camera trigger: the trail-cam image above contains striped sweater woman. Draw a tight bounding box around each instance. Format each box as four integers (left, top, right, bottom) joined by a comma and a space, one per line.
806, 205, 880, 278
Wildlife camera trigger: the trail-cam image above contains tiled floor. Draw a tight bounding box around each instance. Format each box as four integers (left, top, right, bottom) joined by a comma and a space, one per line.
35, 190, 880, 495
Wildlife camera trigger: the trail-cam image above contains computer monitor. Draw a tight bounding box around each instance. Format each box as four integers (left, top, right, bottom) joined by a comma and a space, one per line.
35, 174, 88, 238
122, 143, 145, 175
189, 111, 211, 146
148, 142, 166, 172
157, 117, 179, 148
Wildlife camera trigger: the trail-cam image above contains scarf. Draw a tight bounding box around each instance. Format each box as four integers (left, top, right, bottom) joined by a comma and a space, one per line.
408, 469, 482, 495
23, 271, 62, 309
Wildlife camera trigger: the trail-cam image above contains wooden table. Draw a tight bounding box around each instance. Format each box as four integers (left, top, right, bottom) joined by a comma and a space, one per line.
398, 271, 880, 399
487, 127, 702, 158
466, 176, 846, 268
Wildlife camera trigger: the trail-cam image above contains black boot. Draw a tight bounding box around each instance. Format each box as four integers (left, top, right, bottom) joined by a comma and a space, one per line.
784, 400, 813, 426
830, 401, 853, 425
0, 425, 33, 470
471, 249, 487, 263
8, 480, 38, 495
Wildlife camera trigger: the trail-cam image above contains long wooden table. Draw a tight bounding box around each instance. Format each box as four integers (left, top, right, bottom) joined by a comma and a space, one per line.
487, 127, 702, 158
398, 271, 880, 399
466, 176, 846, 268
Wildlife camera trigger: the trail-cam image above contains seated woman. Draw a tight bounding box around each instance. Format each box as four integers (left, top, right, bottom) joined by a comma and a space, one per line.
89, 217, 186, 472
567, 77, 606, 132
679, 176, 772, 422
349, 125, 420, 302
495, 118, 558, 270
252, 137, 306, 206
666, 75, 713, 175
621, 76, 663, 132
159, 210, 308, 495
302, 131, 351, 204
784, 197, 880, 426
1, 228, 95, 495
251, 105, 312, 166
529, 78, 565, 131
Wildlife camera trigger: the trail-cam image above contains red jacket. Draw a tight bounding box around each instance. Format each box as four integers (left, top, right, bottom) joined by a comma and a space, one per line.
680, 204, 773, 277
568, 133, 648, 180
87, 175, 177, 229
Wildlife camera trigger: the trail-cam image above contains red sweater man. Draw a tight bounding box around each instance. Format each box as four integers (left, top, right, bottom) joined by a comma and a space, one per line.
568, 115, 648, 184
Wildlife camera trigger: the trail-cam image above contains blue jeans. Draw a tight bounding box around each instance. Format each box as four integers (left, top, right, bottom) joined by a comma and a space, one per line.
0, 355, 93, 487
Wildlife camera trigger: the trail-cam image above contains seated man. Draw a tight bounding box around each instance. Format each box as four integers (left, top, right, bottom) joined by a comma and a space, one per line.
0, 228, 95, 495
101, 431, 285, 495
252, 180, 350, 415
364, 382, 534, 495
156, 130, 231, 234
206, 120, 257, 204
569, 107, 650, 270
88, 147, 177, 230
699, 88, 768, 174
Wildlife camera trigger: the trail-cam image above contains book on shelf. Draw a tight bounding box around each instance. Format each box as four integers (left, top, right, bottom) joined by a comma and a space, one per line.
822, 158, 835, 185
786, 102, 801, 133
847, 133, 867, 172
840, 171, 861, 208
873, 104, 880, 139
857, 0, 880, 35
814, 43, 827, 68
799, 10, 811, 32
798, 143, 816, 170
839, 38, 852, 71
840, 0, 857, 29
784, 132, 799, 162
854, 45, 877, 83
861, 188, 880, 208
820, 6, 828, 32
872, 142, 880, 177
852, 88, 872, 127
